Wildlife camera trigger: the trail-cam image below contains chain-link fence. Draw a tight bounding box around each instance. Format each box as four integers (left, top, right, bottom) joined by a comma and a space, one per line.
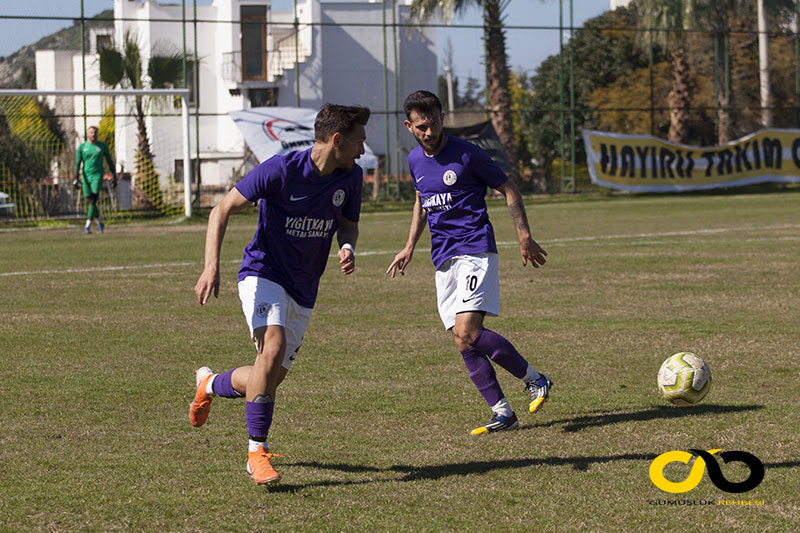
0, 90, 190, 222
1, 0, 798, 223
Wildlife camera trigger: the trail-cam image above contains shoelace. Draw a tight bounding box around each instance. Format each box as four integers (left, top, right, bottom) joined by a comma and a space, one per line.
255, 450, 285, 460
250, 451, 285, 476
264, 452, 284, 459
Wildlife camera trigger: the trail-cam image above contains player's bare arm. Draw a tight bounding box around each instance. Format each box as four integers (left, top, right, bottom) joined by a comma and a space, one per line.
495, 180, 547, 268
336, 216, 359, 275
387, 191, 427, 278
194, 187, 252, 305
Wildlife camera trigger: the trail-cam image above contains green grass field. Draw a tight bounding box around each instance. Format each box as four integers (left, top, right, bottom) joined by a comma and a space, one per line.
1, 192, 798, 531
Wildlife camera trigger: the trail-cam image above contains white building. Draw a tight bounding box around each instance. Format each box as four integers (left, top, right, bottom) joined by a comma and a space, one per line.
36, 0, 436, 190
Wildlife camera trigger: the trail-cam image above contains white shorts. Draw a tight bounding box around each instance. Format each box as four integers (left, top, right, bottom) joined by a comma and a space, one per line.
435, 253, 500, 330
238, 276, 313, 370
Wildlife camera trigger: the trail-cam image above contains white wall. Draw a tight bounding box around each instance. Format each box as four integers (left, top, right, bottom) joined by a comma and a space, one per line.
114, 0, 245, 187
317, 2, 436, 163
35, 50, 77, 137
37, 0, 437, 187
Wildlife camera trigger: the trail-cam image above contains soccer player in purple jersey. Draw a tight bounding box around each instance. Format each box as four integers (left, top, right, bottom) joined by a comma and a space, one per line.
191, 104, 370, 484
387, 90, 551, 435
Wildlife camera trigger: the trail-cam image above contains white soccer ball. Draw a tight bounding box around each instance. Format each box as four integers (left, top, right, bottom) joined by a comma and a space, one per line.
657, 352, 712, 406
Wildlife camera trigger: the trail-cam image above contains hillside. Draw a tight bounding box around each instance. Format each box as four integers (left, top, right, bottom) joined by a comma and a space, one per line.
0, 9, 113, 88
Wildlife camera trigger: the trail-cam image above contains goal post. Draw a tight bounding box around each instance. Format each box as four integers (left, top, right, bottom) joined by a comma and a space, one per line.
0, 88, 193, 219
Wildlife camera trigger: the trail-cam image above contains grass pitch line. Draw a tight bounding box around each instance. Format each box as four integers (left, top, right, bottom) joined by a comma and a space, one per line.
2, 224, 796, 278
346, 224, 799, 257
0, 261, 200, 277
522, 223, 800, 245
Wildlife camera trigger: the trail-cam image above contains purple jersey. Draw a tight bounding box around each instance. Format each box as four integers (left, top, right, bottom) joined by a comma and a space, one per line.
235, 148, 362, 308
408, 135, 508, 269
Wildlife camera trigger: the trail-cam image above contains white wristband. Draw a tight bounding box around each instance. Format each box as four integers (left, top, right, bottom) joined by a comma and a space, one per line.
341, 243, 354, 253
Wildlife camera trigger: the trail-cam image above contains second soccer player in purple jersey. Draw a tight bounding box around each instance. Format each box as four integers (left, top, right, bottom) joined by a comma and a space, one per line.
191, 104, 370, 484
387, 90, 552, 435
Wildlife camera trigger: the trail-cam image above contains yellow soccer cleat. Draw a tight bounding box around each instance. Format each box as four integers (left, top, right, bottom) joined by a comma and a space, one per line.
470, 412, 519, 435
525, 374, 552, 413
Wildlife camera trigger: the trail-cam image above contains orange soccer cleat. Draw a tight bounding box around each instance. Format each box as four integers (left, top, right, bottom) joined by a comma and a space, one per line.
246, 446, 284, 485
189, 366, 215, 427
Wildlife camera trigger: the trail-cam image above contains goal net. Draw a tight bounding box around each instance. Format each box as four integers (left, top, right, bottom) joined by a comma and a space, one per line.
0, 88, 192, 224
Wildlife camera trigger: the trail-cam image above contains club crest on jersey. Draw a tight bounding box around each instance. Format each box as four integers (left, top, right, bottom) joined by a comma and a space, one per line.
255, 303, 271, 318
442, 169, 458, 186
332, 189, 345, 207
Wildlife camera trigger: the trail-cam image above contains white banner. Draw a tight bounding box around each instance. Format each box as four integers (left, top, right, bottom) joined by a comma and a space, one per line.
229, 107, 378, 169
582, 129, 800, 192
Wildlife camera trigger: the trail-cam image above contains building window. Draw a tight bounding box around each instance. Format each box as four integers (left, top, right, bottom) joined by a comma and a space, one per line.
173, 60, 198, 108
186, 60, 198, 107
241, 5, 268, 81
174, 158, 198, 184
90, 28, 113, 54
95, 34, 112, 52
248, 88, 277, 108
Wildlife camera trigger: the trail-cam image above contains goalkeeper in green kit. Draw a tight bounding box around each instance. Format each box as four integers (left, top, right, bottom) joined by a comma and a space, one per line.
73, 126, 116, 234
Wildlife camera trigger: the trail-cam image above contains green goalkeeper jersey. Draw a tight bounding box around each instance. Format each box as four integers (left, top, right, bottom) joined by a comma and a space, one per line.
75, 141, 114, 182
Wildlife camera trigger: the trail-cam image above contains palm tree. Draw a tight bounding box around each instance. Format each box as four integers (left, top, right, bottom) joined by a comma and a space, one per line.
757, 0, 771, 127
98, 31, 183, 210
410, 0, 519, 181
635, 0, 699, 144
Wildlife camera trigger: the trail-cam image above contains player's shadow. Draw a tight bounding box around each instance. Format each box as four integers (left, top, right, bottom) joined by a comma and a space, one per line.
269, 452, 800, 493
764, 461, 800, 469
268, 452, 658, 492
532, 403, 764, 433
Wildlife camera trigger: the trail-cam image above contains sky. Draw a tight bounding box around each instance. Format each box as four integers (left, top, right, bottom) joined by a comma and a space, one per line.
0, 0, 613, 79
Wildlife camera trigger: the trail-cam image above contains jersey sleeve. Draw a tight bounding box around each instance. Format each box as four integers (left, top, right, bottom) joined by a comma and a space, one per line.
407, 150, 421, 193
342, 166, 363, 222
234, 155, 284, 201
102, 143, 114, 171
470, 145, 508, 189
408, 167, 419, 192
74, 145, 83, 174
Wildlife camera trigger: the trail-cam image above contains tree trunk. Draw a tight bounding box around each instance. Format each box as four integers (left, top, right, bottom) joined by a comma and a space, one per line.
133, 96, 165, 211
668, 48, 691, 144
484, 0, 519, 182
757, 0, 771, 127
716, 54, 730, 145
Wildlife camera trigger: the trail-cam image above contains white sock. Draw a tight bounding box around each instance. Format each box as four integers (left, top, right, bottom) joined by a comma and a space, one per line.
491, 398, 513, 418
84, 219, 91, 229
205, 374, 216, 396
522, 364, 541, 384
249, 439, 267, 452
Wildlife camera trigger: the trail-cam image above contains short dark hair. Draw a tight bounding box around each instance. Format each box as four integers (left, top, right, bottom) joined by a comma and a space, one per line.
403, 90, 442, 119
314, 104, 371, 142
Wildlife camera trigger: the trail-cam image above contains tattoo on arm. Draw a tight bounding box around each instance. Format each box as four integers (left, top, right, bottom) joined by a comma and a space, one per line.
509, 201, 531, 233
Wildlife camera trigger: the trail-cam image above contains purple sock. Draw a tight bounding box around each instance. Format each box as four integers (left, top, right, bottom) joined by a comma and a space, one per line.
211, 369, 243, 398
245, 399, 274, 440
460, 347, 504, 407
471, 328, 529, 379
